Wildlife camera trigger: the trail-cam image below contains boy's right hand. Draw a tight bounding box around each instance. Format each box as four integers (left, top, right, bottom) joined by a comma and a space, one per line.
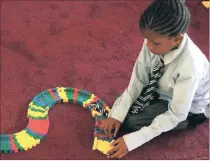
100, 118, 121, 138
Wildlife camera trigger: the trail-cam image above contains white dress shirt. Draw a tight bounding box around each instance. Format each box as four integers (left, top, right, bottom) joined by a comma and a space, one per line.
108, 33, 210, 152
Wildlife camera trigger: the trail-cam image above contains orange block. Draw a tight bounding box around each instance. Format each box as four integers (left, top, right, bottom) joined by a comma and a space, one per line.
9, 135, 18, 153
27, 118, 49, 135
73, 88, 79, 104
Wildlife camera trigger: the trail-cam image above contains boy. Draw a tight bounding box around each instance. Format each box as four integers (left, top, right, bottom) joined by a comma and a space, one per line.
102, 0, 210, 159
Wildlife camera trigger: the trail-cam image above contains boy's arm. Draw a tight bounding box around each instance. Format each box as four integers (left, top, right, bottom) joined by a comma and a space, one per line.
123, 65, 202, 152
108, 39, 151, 123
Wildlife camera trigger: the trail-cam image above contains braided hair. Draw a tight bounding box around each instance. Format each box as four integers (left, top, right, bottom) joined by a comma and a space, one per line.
139, 0, 191, 37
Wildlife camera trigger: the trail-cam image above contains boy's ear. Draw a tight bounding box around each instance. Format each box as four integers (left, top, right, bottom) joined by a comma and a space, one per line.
175, 34, 184, 44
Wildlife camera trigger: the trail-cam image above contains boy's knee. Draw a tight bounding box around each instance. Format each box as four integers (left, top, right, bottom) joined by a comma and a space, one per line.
174, 120, 189, 130
123, 115, 135, 128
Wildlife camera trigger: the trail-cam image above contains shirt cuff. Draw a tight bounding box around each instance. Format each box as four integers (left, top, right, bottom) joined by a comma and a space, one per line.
123, 126, 162, 151
123, 130, 145, 151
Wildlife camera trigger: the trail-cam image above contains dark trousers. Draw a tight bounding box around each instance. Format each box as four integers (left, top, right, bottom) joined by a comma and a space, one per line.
122, 99, 208, 132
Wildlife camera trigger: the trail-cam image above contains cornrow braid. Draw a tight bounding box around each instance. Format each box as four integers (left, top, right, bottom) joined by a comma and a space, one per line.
139, 0, 191, 37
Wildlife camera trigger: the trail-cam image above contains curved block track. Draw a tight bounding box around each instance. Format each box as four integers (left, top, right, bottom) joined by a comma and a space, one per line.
0, 87, 114, 155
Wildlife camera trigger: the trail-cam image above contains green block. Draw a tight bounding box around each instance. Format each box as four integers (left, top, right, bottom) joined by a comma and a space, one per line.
65, 88, 74, 102
29, 107, 46, 113
38, 92, 55, 106
0, 140, 9, 151
25, 129, 43, 140
28, 114, 47, 120
31, 100, 45, 110
13, 135, 24, 151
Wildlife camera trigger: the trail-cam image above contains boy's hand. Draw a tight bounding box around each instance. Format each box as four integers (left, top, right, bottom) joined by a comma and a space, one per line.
100, 118, 121, 138
107, 137, 129, 159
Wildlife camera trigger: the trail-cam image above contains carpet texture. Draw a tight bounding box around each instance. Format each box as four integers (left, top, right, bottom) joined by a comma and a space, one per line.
1, 0, 209, 160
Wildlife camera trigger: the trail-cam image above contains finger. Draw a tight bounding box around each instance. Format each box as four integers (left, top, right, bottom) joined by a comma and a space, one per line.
107, 145, 120, 155
107, 150, 122, 159
104, 124, 109, 136
114, 125, 120, 137
108, 124, 113, 138
118, 152, 127, 159
111, 138, 121, 146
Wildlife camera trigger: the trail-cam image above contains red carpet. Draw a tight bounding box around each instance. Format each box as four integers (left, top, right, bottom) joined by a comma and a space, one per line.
1, 1, 209, 160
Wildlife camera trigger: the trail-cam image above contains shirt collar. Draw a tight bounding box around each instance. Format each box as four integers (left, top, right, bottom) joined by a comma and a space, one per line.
163, 33, 188, 65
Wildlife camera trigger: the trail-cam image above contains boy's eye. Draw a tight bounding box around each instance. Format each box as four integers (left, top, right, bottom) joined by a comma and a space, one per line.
153, 42, 160, 46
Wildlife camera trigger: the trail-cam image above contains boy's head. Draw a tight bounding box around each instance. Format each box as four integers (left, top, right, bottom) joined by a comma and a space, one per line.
139, 0, 191, 55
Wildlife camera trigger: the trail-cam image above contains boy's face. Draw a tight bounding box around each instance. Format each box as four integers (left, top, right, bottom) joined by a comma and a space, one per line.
140, 29, 183, 55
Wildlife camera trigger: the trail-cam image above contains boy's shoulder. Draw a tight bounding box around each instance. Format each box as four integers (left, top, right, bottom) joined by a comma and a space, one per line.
183, 34, 208, 64
177, 34, 209, 76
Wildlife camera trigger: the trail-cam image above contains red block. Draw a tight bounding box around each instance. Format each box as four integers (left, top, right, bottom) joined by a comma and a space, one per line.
27, 118, 50, 135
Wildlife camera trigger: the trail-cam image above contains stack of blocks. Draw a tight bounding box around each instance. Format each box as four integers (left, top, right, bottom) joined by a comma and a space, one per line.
0, 87, 115, 155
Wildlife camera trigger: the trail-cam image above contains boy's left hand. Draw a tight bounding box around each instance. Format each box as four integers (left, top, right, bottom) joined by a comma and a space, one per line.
107, 137, 129, 159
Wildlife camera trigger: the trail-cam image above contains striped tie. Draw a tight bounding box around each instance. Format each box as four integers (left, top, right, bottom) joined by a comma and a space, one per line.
129, 56, 165, 114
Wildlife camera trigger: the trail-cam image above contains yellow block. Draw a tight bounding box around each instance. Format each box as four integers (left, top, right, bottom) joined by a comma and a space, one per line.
56, 87, 69, 102
91, 109, 102, 117
202, 1, 210, 8
92, 137, 114, 155
83, 94, 96, 107
15, 130, 40, 149
28, 106, 49, 118
29, 102, 46, 112
105, 106, 111, 113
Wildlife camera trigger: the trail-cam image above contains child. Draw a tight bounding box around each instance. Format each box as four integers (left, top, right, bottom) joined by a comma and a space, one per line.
102, 0, 210, 159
